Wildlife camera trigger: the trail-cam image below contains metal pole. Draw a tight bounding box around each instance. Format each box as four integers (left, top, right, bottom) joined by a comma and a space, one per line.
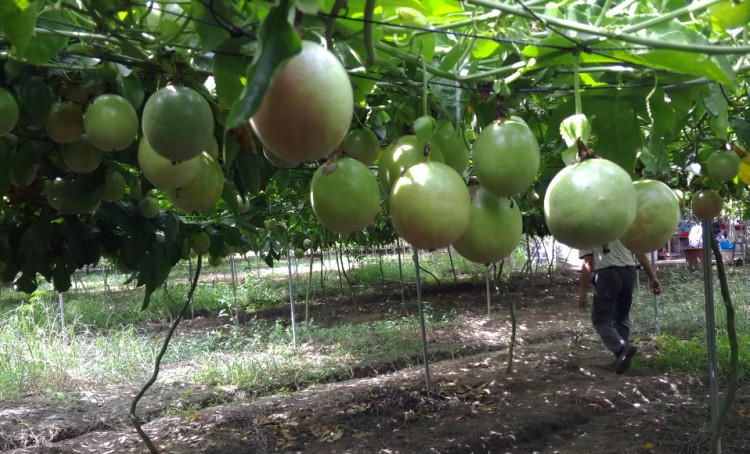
58, 292, 66, 342
397, 238, 405, 304
702, 219, 720, 434
651, 251, 660, 335
485, 265, 491, 318
413, 248, 431, 392
229, 254, 240, 327
287, 245, 298, 347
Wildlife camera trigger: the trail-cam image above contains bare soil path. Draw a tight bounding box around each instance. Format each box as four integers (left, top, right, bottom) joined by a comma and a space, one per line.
2, 271, 748, 453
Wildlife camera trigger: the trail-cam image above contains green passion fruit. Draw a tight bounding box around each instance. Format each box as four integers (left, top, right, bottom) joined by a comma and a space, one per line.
543, 158, 636, 249
691, 189, 723, 220
452, 186, 522, 264
62, 136, 104, 173
250, 41, 353, 164
707, 149, 740, 182
472, 118, 540, 198
389, 161, 470, 250
137, 137, 202, 189
432, 121, 470, 175
378, 135, 444, 196
166, 153, 224, 212
84, 94, 139, 151
342, 128, 380, 165
46, 101, 85, 144
142, 85, 214, 162
0, 87, 19, 135
310, 156, 381, 233
619, 180, 681, 253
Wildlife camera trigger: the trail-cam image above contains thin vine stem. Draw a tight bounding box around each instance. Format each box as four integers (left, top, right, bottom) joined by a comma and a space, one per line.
573, 51, 582, 115
130, 255, 204, 454
709, 237, 740, 453
465, 0, 750, 55
363, 0, 376, 66
421, 56, 429, 116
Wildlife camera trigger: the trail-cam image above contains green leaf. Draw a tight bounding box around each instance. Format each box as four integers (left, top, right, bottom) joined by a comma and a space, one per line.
559, 114, 590, 147
0, 0, 39, 57
213, 37, 253, 109
234, 148, 261, 194
58, 167, 106, 215
296, 0, 320, 14
23, 33, 67, 66
583, 92, 642, 173
190, 0, 231, 51
647, 89, 678, 134
226, 1, 301, 129
731, 117, 750, 150
115, 72, 144, 110
632, 23, 736, 87
221, 180, 240, 213
17, 76, 53, 127
138, 241, 172, 310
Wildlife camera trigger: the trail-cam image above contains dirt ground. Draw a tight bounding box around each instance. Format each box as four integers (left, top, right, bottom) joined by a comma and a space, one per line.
2, 270, 749, 453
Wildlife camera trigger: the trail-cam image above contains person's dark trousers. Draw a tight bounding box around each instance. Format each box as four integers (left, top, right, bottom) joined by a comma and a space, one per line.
591, 266, 637, 355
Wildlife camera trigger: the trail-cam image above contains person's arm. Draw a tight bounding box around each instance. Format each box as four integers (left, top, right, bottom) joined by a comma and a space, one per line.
634, 252, 662, 295
578, 255, 593, 308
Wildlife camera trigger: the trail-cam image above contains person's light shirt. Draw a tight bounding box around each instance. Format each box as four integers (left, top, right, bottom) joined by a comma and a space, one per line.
579, 240, 635, 271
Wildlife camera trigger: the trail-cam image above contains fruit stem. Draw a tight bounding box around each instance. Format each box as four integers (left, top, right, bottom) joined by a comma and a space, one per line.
363, 0, 376, 66
573, 51, 582, 116
575, 139, 599, 162
421, 56, 429, 116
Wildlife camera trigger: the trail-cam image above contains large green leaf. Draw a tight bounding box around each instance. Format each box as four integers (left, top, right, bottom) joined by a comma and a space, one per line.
632, 23, 736, 87
226, 1, 301, 129
138, 241, 172, 310
17, 76, 53, 127
190, 0, 231, 51
584, 92, 642, 172
0, 0, 39, 57
213, 37, 253, 109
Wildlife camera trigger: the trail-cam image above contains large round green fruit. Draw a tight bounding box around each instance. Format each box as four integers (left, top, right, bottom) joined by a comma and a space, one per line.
673, 188, 686, 210
310, 156, 381, 233
84, 94, 138, 151
45, 101, 84, 144
390, 161, 470, 250
544, 159, 636, 249
472, 118, 540, 197
62, 136, 104, 173
142, 85, 214, 162
707, 149, 740, 182
250, 41, 353, 163
44, 177, 69, 210
102, 171, 127, 202
190, 231, 211, 254
137, 137, 202, 189
378, 135, 444, 196
452, 186, 522, 264
8, 158, 37, 187
343, 128, 380, 165
137, 195, 160, 219
432, 121, 469, 175
619, 180, 681, 253
691, 189, 723, 220
166, 153, 224, 212
0, 87, 19, 135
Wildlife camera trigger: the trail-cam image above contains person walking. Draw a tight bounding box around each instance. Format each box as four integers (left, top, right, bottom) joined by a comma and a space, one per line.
579, 240, 662, 374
